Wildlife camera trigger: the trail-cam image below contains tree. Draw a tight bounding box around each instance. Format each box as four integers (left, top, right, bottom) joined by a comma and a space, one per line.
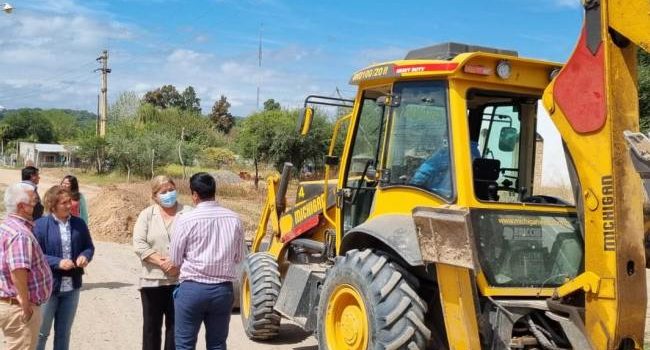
1, 110, 56, 143
237, 108, 332, 188
110, 91, 141, 121
77, 133, 108, 173
143, 85, 183, 109
237, 112, 276, 188
210, 95, 235, 134
267, 109, 332, 174
99, 106, 225, 177
200, 147, 236, 168
180, 86, 201, 114
263, 98, 281, 111
107, 119, 177, 177
41, 110, 80, 141
143, 85, 202, 113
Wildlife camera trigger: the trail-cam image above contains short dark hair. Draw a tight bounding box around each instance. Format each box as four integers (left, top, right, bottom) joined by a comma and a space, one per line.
190, 172, 216, 200
21, 166, 39, 181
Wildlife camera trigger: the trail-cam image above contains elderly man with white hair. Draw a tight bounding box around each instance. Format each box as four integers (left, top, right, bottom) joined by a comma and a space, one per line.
0, 183, 53, 350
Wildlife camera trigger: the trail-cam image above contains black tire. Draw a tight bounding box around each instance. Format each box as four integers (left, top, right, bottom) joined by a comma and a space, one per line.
317, 249, 431, 350
240, 252, 282, 340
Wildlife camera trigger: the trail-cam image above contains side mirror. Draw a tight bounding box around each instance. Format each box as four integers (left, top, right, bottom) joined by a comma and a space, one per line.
297, 107, 314, 136
498, 127, 519, 152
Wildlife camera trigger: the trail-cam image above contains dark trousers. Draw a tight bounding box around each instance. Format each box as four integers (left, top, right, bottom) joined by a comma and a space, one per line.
141, 285, 176, 350
174, 281, 233, 350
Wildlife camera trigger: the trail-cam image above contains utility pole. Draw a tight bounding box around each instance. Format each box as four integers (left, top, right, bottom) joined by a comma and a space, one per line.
96, 94, 100, 135
95, 50, 111, 137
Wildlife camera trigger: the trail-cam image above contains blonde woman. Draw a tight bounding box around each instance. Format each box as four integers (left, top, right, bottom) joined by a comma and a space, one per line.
133, 176, 191, 350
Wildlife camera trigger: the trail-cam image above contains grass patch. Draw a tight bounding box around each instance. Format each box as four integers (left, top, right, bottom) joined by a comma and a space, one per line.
158, 164, 214, 178
41, 168, 129, 187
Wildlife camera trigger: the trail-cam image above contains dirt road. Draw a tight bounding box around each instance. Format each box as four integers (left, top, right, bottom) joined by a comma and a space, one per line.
0, 168, 317, 350
50, 241, 317, 350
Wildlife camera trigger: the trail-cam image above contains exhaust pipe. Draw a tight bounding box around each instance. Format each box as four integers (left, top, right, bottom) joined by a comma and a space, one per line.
276, 162, 293, 215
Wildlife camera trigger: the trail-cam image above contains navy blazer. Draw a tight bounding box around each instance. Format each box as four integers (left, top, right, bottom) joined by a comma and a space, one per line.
34, 214, 95, 293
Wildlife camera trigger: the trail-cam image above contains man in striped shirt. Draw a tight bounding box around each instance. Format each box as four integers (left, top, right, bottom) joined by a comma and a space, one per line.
170, 172, 244, 350
0, 183, 53, 350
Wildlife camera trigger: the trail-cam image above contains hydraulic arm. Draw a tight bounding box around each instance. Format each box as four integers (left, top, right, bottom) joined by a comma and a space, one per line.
542, 0, 650, 347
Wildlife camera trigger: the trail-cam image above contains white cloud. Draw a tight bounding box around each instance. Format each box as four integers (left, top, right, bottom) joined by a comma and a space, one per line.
0, 1, 346, 117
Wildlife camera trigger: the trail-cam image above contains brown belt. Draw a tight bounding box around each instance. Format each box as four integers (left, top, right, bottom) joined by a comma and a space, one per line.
0, 297, 19, 305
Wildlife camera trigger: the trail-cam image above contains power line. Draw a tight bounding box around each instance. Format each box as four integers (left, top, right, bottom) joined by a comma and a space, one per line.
0, 73, 97, 102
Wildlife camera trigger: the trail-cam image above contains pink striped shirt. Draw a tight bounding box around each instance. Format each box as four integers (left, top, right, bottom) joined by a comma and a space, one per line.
0, 214, 53, 304
170, 201, 244, 284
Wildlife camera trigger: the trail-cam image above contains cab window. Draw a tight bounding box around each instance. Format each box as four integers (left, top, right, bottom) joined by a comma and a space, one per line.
475, 105, 522, 202
382, 81, 452, 199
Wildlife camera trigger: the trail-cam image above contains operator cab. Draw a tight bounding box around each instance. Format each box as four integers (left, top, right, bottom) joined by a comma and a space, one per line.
341, 42, 582, 290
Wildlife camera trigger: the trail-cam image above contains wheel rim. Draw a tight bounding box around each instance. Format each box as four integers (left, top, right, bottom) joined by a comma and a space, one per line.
241, 274, 251, 319
325, 284, 369, 350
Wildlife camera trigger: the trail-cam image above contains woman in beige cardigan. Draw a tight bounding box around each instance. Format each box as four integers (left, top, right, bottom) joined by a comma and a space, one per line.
133, 175, 191, 350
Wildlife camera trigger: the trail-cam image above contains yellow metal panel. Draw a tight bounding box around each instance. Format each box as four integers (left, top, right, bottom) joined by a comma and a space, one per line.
608, 0, 650, 51
368, 187, 446, 218
279, 214, 293, 236
436, 264, 481, 350
335, 88, 365, 254
476, 273, 555, 297
540, 2, 647, 345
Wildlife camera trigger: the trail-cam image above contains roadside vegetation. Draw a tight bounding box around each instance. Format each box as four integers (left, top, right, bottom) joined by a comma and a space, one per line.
0, 85, 345, 187
0, 51, 646, 188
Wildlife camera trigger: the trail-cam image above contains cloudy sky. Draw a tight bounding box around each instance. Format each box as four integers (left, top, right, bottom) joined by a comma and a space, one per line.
0, 0, 583, 183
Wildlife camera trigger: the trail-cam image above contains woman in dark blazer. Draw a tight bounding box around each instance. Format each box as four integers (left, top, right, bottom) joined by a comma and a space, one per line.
34, 185, 95, 350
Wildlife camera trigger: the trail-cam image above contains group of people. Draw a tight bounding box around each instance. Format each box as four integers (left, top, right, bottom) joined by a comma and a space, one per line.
0, 167, 94, 350
134, 173, 244, 350
0, 168, 245, 350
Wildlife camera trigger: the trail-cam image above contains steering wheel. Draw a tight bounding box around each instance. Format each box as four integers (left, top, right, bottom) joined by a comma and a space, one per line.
498, 178, 519, 193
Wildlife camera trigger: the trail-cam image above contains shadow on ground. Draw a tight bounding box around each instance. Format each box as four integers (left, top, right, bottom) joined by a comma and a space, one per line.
230, 311, 317, 349
82, 282, 133, 290
266, 323, 313, 345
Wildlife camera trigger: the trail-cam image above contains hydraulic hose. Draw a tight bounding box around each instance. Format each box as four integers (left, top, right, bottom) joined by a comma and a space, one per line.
525, 315, 568, 350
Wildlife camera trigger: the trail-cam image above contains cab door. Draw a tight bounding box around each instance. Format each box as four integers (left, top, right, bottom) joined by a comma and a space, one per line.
338, 87, 389, 233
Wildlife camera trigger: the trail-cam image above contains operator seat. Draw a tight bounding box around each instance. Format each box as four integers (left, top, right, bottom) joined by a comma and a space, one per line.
473, 158, 501, 201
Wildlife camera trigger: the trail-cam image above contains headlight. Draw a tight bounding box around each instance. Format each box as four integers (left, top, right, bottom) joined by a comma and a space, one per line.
496, 60, 512, 80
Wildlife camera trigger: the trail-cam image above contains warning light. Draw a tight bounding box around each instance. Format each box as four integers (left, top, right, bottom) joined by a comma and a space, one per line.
463, 64, 492, 76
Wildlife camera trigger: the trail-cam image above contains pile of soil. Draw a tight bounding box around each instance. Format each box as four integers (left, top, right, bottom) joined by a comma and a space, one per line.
211, 170, 244, 185
88, 183, 151, 244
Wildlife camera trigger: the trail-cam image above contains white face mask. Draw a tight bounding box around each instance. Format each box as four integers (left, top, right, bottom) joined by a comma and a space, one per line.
158, 190, 177, 208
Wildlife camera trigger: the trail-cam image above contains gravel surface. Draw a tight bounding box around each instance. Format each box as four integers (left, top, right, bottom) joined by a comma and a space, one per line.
0, 168, 317, 350
1, 240, 318, 349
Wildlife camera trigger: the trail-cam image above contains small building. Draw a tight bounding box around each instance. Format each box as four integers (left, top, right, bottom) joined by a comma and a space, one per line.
18, 142, 79, 167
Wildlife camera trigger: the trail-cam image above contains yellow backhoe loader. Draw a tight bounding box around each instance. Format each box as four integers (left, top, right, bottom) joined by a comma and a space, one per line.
239, 0, 650, 348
